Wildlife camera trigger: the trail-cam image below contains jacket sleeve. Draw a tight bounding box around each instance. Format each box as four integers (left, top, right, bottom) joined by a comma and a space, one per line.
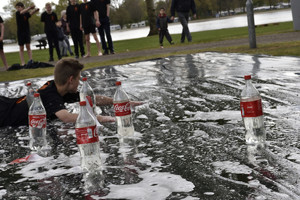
170, 0, 176, 17
191, 0, 196, 15
156, 17, 160, 29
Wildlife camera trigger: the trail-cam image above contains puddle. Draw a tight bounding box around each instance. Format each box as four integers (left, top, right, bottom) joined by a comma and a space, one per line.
1, 52, 300, 199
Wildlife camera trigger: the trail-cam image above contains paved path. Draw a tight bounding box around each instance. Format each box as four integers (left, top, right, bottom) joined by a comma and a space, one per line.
77, 31, 300, 65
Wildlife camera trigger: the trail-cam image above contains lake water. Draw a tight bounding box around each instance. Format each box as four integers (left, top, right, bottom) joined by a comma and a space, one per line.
3, 9, 292, 53
0, 52, 300, 199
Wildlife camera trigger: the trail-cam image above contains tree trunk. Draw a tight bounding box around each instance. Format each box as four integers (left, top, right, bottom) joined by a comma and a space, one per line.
145, 0, 158, 36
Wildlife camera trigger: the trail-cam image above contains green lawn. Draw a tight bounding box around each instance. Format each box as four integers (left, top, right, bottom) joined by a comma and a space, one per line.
0, 21, 297, 82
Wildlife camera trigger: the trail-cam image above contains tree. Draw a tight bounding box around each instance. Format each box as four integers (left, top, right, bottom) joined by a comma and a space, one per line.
145, 0, 157, 36
110, 4, 130, 28
54, 0, 70, 18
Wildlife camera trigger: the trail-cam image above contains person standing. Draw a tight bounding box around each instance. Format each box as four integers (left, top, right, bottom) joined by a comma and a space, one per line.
0, 15, 8, 70
156, 7, 174, 49
170, 0, 196, 43
60, 10, 73, 57
67, 0, 85, 59
15, 2, 39, 66
91, 0, 114, 55
80, 0, 102, 57
41, 3, 62, 62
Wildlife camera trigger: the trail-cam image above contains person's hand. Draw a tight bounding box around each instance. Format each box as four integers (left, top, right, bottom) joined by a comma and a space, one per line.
80, 25, 83, 31
36, 8, 40, 12
97, 115, 115, 123
0, 37, 3, 42
130, 101, 144, 108
158, 28, 161, 31
193, 14, 197, 19
30, 4, 35, 9
170, 16, 174, 21
96, 20, 101, 27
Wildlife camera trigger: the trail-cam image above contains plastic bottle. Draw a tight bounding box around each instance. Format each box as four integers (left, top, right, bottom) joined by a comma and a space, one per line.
28, 93, 47, 152
26, 82, 35, 107
240, 75, 265, 144
113, 81, 134, 137
75, 101, 101, 172
80, 77, 96, 113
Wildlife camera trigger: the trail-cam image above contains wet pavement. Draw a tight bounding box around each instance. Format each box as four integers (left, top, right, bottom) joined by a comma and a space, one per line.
0, 52, 300, 199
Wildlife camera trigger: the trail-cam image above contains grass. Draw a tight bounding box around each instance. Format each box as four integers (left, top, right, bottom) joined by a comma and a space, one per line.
0, 21, 297, 82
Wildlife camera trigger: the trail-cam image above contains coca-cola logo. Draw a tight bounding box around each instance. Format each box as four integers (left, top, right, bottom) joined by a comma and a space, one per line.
114, 102, 131, 116
29, 115, 46, 128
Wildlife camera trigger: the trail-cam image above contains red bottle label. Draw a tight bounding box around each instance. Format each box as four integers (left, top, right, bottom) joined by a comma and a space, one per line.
75, 125, 99, 144
240, 99, 263, 118
114, 101, 131, 116
29, 115, 46, 128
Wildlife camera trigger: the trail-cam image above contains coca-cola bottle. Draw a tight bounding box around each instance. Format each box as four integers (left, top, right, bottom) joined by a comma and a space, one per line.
113, 81, 134, 137
26, 82, 35, 107
28, 93, 47, 152
80, 77, 96, 113
240, 75, 265, 144
75, 101, 101, 172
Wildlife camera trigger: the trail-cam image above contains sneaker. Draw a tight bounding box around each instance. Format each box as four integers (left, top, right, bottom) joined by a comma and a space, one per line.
160, 46, 164, 49
75, 55, 79, 59
103, 51, 109, 55
110, 50, 115, 54
27, 59, 33, 65
70, 52, 74, 56
83, 54, 91, 58
49, 58, 54, 62
98, 52, 102, 56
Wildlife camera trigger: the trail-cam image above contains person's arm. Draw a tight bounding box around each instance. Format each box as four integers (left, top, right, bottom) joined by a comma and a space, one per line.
55, 109, 115, 123
170, 0, 176, 20
96, 95, 113, 106
0, 23, 4, 41
94, 11, 100, 27
191, 0, 197, 19
167, 16, 173, 23
106, 4, 110, 17
30, 8, 39, 16
156, 17, 160, 30
80, 14, 83, 31
20, 5, 35, 14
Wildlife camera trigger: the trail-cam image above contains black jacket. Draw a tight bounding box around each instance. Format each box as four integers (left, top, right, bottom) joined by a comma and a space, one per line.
171, 0, 196, 16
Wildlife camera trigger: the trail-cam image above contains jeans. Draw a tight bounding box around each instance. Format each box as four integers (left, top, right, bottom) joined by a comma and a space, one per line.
178, 12, 192, 42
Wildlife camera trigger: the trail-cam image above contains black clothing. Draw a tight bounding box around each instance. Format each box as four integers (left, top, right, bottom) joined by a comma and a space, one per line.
38, 80, 80, 120
0, 96, 28, 127
80, 2, 96, 29
16, 11, 31, 45
0, 16, 3, 37
67, 4, 85, 57
0, 80, 80, 127
171, 0, 196, 16
92, 0, 114, 52
41, 11, 58, 33
156, 13, 173, 46
41, 11, 61, 60
91, 0, 110, 19
156, 13, 172, 30
61, 18, 69, 35
66, 4, 81, 30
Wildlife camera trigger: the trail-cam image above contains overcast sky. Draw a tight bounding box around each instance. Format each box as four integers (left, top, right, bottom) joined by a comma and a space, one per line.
0, 0, 59, 19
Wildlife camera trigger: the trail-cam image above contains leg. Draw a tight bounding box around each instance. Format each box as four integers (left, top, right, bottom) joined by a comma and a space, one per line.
97, 25, 108, 54
46, 32, 54, 61
178, 12, 192, 42
78, 30, 85, 57
165, 30, 173, 44
103, 19, 114, 53
71, 30, 79, 58
159, 30, 164, 46
64, 35, 73, 55
92, 33, 102, 56
19, 45, 25, 66
52, 31, 62, 60
0, 50, 8, 70
85, 34, 91, 57
25, 43, 32, 61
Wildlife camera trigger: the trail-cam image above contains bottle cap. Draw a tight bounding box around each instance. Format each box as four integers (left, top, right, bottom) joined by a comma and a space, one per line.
79, 101, 86, 106
116, 81, 121, 86
34, 93, 40, 97
82, 77, 87, 81
244, 75, 251, 80
26, 82, 32, 86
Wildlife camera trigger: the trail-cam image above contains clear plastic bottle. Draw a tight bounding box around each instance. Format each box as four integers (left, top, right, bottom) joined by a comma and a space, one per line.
113, 81, 134, 137
240, 75, 265, 144
75, 101, 101, 172
26, 82, 35, 107
28, 93, 47, 152
79, 77, 96, 113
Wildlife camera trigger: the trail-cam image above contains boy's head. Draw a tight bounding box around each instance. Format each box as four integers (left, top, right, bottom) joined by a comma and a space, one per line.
15, 2, 24, 11
45, 3, 52, 12
54, 58, 84, 92
61, 10, 66, 19
69, 0, 76, 5
160, 7, 166, 14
